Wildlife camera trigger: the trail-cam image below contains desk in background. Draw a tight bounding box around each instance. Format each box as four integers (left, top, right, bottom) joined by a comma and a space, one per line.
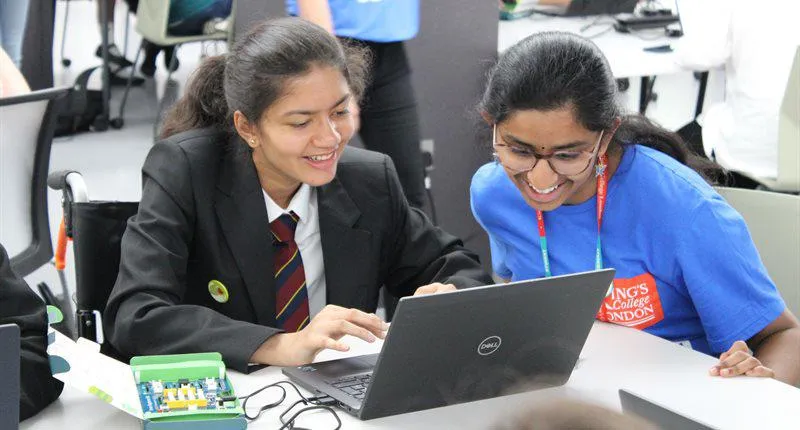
499, 14, 686, 114
21, 323, 800, 429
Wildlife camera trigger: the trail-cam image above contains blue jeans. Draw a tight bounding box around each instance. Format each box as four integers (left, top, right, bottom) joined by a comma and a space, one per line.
0, 0, 29, 68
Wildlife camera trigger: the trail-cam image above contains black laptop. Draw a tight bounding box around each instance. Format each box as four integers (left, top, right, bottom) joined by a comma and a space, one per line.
532, 0, 638, 16
283, 269, 615, 420
620, 389, 717, 430
0, 324, 20, 429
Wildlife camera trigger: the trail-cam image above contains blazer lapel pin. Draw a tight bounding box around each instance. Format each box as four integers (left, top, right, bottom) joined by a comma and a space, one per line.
208, 280, 230, 303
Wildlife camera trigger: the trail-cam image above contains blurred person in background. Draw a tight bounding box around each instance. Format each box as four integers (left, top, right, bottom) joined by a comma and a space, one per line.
0, 0, 29, 68
675, 0, 800, 185
496, 399, 656, 430
0, 46, 30, 97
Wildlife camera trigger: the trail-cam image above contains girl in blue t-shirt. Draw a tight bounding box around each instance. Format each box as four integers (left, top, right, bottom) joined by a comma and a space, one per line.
470, 32, 799, 385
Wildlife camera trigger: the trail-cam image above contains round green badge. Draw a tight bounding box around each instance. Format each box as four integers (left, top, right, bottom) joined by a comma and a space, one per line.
208, 280, 229, 303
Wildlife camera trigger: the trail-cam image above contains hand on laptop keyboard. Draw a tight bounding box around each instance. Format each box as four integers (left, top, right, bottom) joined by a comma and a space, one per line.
250, 305, 389, 366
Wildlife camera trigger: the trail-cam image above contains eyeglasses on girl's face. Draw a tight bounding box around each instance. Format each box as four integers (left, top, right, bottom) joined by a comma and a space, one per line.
492, 125, 605, 177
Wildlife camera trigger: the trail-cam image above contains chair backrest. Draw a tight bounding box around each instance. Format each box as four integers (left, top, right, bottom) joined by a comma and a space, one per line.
72, 201, 139, 317
775, 45, 800, 192
0, 88, 69, 277
716, 187, 800, 317
136, 0, 234, 46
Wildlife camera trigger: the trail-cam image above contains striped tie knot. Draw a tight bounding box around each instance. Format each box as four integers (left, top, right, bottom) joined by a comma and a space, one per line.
271, 212, 299, 244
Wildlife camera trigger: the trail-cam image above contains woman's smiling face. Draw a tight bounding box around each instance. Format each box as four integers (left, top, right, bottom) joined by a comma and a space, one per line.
494, 106, 611, 211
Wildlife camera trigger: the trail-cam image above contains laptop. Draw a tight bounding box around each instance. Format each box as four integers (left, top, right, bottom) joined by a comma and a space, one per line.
0, 324, 20, 429
283, 269, 616, 420
532, 0, 638, 17
619, 389, 717, 430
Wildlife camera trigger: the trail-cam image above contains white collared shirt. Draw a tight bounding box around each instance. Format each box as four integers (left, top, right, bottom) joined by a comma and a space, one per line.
263, 184, 326, 318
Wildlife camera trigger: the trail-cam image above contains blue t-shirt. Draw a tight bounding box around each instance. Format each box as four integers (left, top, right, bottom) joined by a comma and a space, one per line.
470, 145, 785, 357
285, 0, 419, 42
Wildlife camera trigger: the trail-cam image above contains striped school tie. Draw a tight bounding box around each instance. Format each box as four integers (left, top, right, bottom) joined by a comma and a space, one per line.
270, 212, 310, 332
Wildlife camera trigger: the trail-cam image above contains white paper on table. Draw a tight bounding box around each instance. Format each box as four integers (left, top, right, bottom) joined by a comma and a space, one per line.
47, 328, 144, 418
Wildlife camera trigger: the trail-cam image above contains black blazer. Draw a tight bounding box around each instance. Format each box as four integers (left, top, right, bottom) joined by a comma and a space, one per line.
105, 128, 492, 372
0, 244, 63, 420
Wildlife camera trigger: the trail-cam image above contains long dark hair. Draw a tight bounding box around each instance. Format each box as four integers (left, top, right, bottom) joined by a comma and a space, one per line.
479, 31, 722, 183
161, 17, 369, 140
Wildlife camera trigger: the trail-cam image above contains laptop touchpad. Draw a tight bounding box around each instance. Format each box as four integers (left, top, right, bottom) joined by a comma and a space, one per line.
316, 354, 378, 380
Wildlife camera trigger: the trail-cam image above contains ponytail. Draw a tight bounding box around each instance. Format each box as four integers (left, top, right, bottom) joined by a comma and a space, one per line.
613, 115, 725, 184
160, 55, 230, 139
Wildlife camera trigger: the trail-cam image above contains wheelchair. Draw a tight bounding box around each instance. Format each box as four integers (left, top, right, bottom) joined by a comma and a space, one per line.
47, 171, 138, 353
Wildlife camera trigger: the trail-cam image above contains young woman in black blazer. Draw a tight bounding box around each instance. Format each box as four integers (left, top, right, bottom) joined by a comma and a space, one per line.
104, 18, 492, 372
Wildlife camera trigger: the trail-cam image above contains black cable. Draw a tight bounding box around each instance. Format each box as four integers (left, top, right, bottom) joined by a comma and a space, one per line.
238, 380, 342, 428
580, 14, 615, 33
239, 381, 309, 421
279, 400, 342, 430
239, 382, 288, 421
584, 24, 616, 39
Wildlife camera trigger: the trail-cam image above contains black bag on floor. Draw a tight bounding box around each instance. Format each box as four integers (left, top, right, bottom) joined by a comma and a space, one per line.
54, 66, 104, 137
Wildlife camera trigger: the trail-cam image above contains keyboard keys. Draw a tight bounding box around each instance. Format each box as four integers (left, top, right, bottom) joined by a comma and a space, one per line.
332, 380, 357, 388
330, 373, 373, 398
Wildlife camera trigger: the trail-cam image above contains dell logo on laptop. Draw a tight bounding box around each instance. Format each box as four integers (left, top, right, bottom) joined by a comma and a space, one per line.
477, 336, 502, 356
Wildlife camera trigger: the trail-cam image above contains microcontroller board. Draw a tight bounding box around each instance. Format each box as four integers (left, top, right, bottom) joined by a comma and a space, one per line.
137, 377, 239, 414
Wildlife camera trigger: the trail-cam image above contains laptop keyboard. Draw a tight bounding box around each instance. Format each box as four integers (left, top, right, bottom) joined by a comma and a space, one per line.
329, 373, 372, 400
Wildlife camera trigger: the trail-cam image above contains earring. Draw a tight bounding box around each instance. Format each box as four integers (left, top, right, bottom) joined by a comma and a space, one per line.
595, 157, 607, 177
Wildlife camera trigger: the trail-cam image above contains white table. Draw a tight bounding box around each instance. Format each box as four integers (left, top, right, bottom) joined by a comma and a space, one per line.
21, 322, 800, 429
499, 15, 682, 79
498, 13, 691, 114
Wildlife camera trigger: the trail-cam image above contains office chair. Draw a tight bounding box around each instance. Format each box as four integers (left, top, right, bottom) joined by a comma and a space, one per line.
47, 171, 138, 351
0, 88, 69, 276
112, 0, 236, 129
716, 187, 800, 317
0, 87, 76, 338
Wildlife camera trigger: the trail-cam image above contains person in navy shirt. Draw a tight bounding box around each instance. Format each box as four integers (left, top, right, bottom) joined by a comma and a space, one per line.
471, 32, 800, 385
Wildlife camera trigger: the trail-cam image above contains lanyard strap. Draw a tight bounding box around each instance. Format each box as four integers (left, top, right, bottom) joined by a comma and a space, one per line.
536, 154, 609, 277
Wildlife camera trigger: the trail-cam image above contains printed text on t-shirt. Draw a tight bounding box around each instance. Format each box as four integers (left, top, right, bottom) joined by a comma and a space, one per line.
597, 273, 664, 330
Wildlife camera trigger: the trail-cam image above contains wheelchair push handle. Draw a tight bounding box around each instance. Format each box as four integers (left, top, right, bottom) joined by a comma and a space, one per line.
48, 171, 90, 240
47, 170, 89, 203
